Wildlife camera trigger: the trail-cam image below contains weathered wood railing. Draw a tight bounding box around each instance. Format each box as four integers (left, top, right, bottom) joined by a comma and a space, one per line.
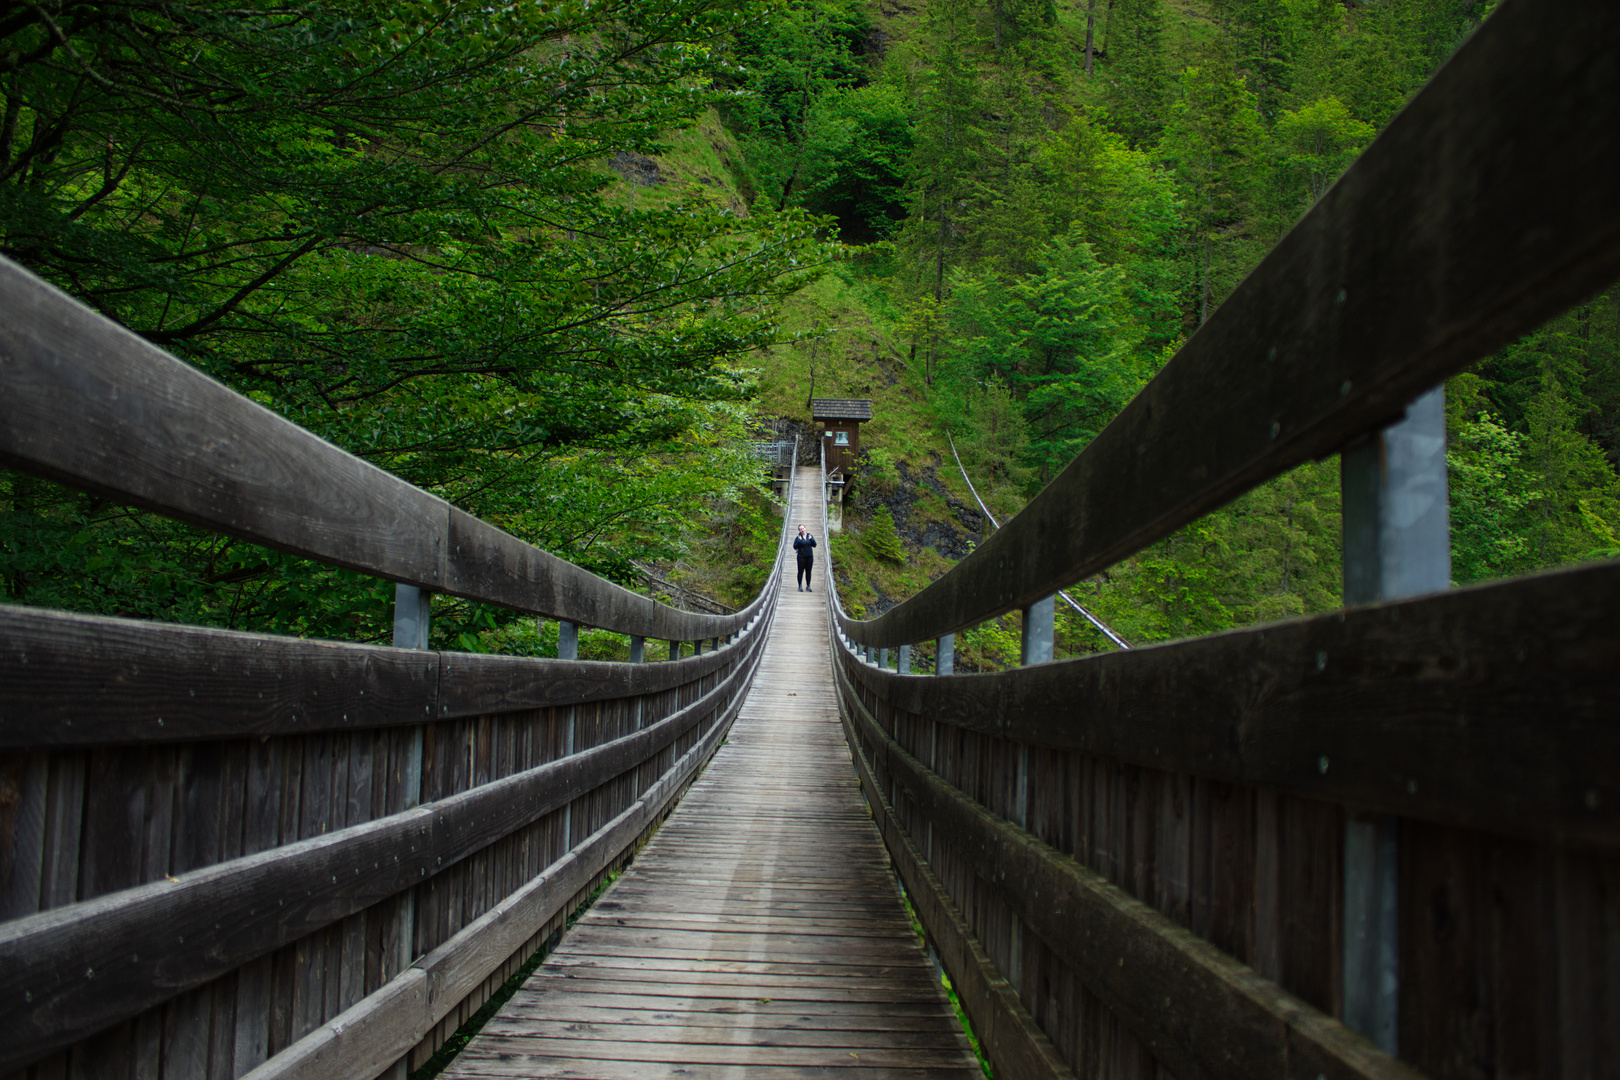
827, 2, 1620, 1078
0, 261, 797, 1080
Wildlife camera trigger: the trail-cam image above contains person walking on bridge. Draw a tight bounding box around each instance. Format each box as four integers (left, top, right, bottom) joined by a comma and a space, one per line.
793, 525, 817, 592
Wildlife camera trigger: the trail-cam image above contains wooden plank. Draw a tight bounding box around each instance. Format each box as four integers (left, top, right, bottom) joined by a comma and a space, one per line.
0, 604, 751, 748
0, 253, 445, 585
447, 1036, 976, 1068
0, 751, 47, 919
439, 467, 977, 1080
839, 0, 1620, 649
447, 1063, 978, 1080
839, 672, 1076, 1080
235, 662, 750, 1080
842, 674, 1422, 1080
475, 1020, 967, 1047
850, 559, 1620, 845
0, 643, 761, 1074
445, 509, 758, 644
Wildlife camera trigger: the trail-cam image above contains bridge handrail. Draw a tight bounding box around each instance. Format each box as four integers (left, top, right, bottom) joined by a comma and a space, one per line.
0, 262, 801, 1078
837, 0, 1620, 650
823, 4, 1620, 1079
0, 255, 770, 642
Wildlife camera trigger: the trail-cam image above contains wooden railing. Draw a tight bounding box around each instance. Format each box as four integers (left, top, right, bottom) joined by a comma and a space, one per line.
0, 262, 797, 1080
826, 2, 1620, 1078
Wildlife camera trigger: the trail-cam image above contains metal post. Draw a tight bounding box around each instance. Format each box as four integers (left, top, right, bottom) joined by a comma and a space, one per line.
1339, 384, 1449, 1056
1008, 595, 1054, 996
393, 583, 431, 653
936, 634, 954, 676
899, 645, 910, 674
555, 618, 579, 846
1021, 595, 1055, 665
630, 635, 645, 663
391, 584, 430, 978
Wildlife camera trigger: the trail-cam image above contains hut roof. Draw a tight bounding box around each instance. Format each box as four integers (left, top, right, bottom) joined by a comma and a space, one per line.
810, 398, 873, 421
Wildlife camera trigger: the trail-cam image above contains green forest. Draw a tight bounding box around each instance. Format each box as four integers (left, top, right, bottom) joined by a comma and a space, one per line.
2, 0, 1617, 664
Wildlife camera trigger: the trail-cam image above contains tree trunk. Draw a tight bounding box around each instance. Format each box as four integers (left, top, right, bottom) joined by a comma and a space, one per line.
931, 208, 948, 389
1199, 233, 1211, 325
1084, 0, 1097, 75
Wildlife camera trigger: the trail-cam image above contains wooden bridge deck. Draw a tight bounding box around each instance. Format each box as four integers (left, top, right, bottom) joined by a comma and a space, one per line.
441, 467, 980, 1079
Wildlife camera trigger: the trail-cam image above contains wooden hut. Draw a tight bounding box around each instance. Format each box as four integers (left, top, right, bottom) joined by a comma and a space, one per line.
811, 398, 872, 474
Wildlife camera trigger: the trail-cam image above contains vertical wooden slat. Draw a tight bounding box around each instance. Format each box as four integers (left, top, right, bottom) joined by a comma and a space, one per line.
0, 752, 47, 920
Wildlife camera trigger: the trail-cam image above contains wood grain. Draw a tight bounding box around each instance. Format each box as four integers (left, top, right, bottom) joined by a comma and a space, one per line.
840, 669, 1421, 1080
0, 256, 794, 640
439, 467, 980, 1080
847, 559, 1620, 845
0, 604, 744, 748
0, 631, 761, 1073
239, 656, 753, 1080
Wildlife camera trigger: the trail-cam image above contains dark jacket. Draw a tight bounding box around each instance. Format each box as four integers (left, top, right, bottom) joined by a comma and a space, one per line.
793, 534, 817, 562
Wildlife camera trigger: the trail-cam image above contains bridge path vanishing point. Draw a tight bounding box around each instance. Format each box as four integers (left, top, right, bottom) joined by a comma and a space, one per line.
441, 466, 981, 1079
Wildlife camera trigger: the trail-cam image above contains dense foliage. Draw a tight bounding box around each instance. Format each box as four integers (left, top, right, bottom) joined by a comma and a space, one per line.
4, 0, 1616, 656
0, 0, 828, 646
729, 0, 1619, 651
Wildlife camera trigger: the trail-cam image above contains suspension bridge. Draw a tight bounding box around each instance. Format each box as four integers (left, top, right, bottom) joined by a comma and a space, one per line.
3, 3, 1619, 1078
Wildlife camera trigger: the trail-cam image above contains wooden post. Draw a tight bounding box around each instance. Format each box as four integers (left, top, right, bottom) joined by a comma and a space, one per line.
630, 636, 645, 663
668, 640, 680, 662
557, 621, 578, 661
936, 634, 954, 676
899, 645, 910, 674
879, 647, 889, 671
1339, 384, 1449, 1055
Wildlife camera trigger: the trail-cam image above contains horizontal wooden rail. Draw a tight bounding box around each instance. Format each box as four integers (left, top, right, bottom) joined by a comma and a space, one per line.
837, 664, 1419, 1080
837, 691, 1075, 1080
0, 623, 766, 1072
0, 603, 752, 748
839, 560, 1620, 846
239, 657, 748, 1080
0, 224, 799, 1079
840, 0, 1620, 648
0, 256, 761, 642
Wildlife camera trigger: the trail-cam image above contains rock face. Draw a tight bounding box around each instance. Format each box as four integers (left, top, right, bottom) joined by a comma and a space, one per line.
854, 459, 984, 563
610, 151, 664, 187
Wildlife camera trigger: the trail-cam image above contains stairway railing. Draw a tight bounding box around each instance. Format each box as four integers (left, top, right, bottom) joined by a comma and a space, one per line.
825, 2, 1620, 1078
0, 267, 798, 1080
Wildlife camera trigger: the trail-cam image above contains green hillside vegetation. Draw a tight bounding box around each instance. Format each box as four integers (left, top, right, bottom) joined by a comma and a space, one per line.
713, 0, 1620, 667
2, 0, 1616, 664
0, 0, 828, 651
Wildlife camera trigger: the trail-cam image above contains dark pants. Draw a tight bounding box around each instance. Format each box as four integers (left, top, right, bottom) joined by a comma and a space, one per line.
797, 560, 813, 588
